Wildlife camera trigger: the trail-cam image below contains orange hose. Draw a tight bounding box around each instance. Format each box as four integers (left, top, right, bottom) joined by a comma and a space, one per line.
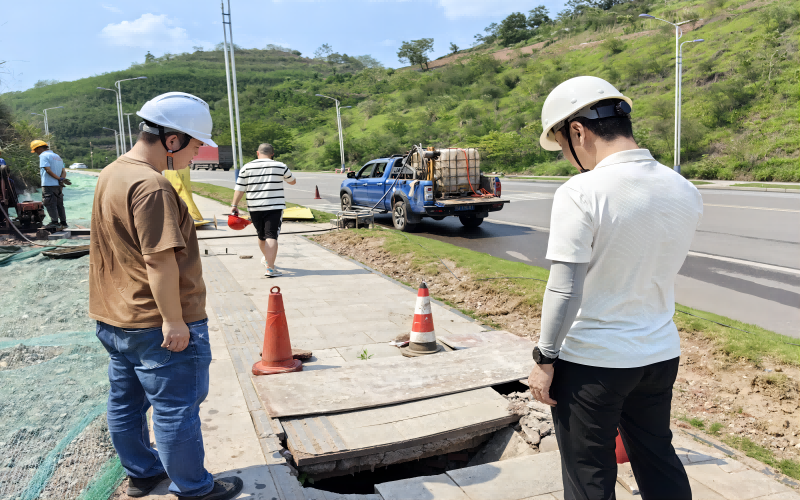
455, 148, 493, 198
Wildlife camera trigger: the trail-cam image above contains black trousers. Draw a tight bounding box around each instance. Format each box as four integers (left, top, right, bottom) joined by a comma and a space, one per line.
549, 357, 691, 500
42, 185, 66, 225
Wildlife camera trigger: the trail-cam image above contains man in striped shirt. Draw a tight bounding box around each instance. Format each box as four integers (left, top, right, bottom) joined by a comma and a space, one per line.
231, 143, 296, 277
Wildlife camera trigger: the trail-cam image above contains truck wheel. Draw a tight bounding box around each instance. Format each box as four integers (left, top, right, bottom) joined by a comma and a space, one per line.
224, 168, 231, 171
393, 200, 416, 232
341, 193, 352, 212
459, 215, 483, 228
211, 166, 217, 171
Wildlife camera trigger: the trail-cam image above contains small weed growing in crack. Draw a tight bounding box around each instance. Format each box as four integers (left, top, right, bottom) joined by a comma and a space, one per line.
358, 349, 373, 360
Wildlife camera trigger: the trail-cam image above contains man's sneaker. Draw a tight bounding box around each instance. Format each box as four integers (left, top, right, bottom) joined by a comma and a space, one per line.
265, 267, 283, 277
58, 224, 69, 231
261, 256, 267, 268
178, 477, 243, 500
128, 471, 169, 497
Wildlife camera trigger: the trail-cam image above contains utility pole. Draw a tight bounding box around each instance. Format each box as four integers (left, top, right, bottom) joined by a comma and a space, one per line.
639, 14, 695, 173
114, 77, 147, 154
222, 0, 244, 180
316, 94, 350, 172
42, 106, 64, 139
124, 113, 135, 149
102, 127, 120, 158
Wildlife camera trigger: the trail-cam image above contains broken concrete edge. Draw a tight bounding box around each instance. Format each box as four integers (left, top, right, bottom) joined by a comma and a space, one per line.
674, 427, 800, 488
300, 234, 495, 330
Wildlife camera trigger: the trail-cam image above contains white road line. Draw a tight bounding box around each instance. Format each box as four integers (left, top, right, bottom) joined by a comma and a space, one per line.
704, 203, 800, 213
506, 251, 531, 262
686, 251, 800, 276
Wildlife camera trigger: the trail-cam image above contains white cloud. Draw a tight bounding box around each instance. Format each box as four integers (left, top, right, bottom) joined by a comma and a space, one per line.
100, 13, 207, 52
101, 3, 123, 13
437, 0, 534, 19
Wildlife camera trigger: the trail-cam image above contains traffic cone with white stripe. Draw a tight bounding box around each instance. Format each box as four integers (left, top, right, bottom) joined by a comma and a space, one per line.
401, 282, 443, 357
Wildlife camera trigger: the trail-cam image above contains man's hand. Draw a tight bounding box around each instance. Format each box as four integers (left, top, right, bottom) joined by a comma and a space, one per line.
231, 206, 240, 216
161, 321, 191, 352
528, 363, 558, 407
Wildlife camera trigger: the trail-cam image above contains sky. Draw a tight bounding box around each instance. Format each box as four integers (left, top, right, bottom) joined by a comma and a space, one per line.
1, 0, 570, 94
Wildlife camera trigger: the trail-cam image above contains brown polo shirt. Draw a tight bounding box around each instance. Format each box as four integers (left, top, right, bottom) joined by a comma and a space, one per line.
89, 157, 206, 328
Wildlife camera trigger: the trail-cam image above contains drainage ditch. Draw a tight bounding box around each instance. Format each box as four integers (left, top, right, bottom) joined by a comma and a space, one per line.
295, 385, 554, 495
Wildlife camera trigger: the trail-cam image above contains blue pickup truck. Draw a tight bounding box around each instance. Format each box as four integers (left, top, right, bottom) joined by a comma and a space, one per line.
340, 149, 508, 231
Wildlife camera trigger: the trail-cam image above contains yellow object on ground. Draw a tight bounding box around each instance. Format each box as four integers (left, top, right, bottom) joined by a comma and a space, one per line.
283, 206, 314, 220
163, 168, 204, 222
194, 220, 212, 228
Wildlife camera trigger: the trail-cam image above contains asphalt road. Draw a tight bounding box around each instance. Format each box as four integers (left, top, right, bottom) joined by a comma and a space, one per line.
191, 169, 800, 337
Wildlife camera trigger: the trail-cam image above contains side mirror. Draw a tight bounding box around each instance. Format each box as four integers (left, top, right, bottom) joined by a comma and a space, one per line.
347, 171, 356, 179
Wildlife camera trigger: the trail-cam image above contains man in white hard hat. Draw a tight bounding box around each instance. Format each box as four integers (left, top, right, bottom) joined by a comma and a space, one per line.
527, 76, 703, 499
89, 92, 243, 500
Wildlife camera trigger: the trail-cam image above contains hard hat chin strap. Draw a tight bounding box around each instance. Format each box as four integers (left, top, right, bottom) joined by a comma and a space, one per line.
564, 120, 588, 174
140, 121, 192, 170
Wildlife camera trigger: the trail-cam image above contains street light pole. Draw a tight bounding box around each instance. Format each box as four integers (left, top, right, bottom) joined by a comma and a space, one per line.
221, 0, 244, 178
639, 14, 694, 173
102, 127, 120, 158
676, 39, 704, 171
124, 113, 135, 149
42, 106, 64, 139
114, 77, 147, 154
98, 87, 121, 153
316, 94, 351, 172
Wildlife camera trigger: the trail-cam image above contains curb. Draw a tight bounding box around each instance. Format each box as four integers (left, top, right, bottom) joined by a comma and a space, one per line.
695, 185, 800, 193
300, 233, 494, 329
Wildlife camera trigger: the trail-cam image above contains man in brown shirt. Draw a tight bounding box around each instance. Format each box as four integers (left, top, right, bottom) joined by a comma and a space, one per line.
90, 92, 242, 500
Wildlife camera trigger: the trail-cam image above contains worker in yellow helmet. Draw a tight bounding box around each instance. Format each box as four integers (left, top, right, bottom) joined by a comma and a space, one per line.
31, 140, 68, 230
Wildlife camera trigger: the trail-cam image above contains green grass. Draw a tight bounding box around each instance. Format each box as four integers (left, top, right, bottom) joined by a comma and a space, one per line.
191, 181, 335, 223
674, 304, 800, 368
723, 436, 800, 480
709, 422, 724, 436
731, 183, 800, 189
691, 181, 713, 185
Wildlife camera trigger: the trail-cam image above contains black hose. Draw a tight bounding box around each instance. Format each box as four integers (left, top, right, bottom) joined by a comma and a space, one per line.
0, 202, 76, 248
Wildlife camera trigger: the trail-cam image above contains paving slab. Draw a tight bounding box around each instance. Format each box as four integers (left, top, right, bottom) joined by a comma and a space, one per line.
446, 451, 564, 500
375, 474, 471, 500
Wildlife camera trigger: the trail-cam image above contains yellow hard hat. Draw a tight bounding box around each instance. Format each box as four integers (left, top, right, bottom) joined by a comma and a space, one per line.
30, 140, 48, 153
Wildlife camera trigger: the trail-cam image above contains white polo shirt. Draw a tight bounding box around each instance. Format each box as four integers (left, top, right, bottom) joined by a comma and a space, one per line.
546, 149, 703, 368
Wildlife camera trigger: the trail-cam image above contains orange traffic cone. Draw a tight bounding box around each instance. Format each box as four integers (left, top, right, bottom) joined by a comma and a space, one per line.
314, 186, 322, 199
252, 286, 303, 375
401, 282, 443, 357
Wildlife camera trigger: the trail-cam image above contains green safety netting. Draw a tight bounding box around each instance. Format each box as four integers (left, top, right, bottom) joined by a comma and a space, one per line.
1, 174, 126, 500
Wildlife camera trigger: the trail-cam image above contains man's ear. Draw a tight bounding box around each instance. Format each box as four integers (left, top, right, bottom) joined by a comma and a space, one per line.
571, 122, 587, 147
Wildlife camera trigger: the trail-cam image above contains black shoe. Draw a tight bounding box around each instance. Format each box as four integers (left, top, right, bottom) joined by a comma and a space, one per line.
127, 471, 169, 497
178, 477, 243, 500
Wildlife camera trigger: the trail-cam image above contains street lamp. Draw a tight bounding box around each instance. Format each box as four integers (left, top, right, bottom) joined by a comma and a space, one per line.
316, 94, 350, 172
102, 127, 120, 158
676, 39, 704, 171
98, 87, 121, 152
115, 77, 147, 153
124, 113, 136, 149
639, 13, 696, 173
42, 106, 64, 138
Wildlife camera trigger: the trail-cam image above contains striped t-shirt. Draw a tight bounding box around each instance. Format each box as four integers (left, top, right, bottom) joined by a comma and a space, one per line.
234, 159, 294, 211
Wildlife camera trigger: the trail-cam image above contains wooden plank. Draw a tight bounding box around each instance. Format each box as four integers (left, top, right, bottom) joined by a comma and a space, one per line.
253, 344, 534, 418
438, 330, 534, 350
280, 388, 518, 466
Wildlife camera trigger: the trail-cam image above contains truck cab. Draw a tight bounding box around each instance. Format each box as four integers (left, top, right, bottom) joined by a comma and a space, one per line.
340, 153, 507, 231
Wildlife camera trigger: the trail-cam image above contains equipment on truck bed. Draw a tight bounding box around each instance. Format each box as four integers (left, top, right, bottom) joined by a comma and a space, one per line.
0, 164, 45, 233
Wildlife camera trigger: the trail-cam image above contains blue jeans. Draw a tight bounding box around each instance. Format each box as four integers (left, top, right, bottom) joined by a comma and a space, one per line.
96, 319, 214, 497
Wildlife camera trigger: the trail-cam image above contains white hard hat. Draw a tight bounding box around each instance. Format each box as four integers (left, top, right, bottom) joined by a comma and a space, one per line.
539, 76, 632, 151
137, 92, 217, 147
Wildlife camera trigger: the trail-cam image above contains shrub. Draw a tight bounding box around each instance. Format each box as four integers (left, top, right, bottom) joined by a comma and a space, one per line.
602, 38, 626, 55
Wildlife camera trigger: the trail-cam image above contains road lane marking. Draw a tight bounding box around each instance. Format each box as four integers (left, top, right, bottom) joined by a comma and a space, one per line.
506, 251, 531, 262
704, 203, 800, 213
713, 270, 800, 294
687, 251, 800, 276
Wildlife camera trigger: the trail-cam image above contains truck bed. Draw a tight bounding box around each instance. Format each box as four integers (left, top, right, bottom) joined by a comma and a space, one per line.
437, 196, 507, 205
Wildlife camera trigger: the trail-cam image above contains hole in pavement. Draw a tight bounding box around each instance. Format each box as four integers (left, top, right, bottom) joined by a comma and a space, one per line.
305, 443, 488, 495
492, 380, 529, 396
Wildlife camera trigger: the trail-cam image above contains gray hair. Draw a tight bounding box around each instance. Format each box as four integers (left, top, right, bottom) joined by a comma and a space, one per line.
257, 143, 274, 156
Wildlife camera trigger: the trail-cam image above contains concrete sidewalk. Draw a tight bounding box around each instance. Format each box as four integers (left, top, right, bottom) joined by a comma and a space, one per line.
128, 194, 800, 500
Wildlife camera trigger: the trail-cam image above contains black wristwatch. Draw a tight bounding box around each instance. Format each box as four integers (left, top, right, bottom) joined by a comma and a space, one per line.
532, 346, 557, 364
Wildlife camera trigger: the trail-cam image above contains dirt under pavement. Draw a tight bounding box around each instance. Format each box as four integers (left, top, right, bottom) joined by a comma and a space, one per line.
314, 230, 800, 469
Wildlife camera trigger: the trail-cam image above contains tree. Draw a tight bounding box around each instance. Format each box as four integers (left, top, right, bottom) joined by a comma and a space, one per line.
498, 12, 531, 47
145, 51, 155, 63
397, 39, 434, 71
528, 6, 552, 29
474, 23, 499, 45
192, 46, 204, 52
355, 55, 383, 69
314, 43, 333, 60
449, 42, 459, 54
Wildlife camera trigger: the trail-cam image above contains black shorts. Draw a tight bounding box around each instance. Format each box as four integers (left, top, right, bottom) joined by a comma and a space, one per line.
250, 209, 283, 240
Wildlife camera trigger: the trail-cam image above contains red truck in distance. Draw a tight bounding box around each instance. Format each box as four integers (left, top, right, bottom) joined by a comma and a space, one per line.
190, 145, 234, 171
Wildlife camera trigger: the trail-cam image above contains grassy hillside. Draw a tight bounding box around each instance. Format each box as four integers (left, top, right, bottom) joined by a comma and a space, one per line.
2, 0, 798, 183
